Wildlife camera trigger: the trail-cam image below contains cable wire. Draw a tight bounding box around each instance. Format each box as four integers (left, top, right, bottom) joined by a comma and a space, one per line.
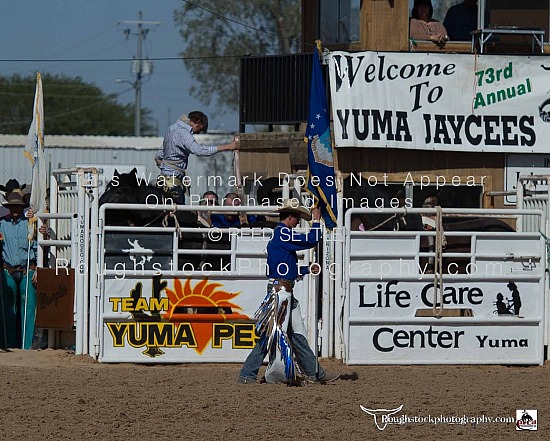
0, 87, 134, 126
0, 55, 243, 62
181, 0, 280, 38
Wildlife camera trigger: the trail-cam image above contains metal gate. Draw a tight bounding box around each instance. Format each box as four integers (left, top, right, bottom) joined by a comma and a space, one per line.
342, 207, 546, 365
93, 204, 321, 363
37, 168, 99, 354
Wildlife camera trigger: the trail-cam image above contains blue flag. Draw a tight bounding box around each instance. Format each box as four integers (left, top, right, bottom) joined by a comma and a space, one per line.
305, 52, 338, 229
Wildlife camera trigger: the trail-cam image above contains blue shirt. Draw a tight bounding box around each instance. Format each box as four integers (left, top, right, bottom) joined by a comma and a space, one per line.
0, 215, 37, 267
210, 213, 260, 228
155, 120, 217, 179
266, 221, 321, 280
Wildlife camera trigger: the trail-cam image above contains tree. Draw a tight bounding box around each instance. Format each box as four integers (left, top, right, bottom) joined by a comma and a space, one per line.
174, 0, 301, 113
0, 74, 156, 136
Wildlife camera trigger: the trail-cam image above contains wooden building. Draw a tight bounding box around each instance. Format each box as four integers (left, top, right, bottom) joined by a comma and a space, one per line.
238, 0, 550, 209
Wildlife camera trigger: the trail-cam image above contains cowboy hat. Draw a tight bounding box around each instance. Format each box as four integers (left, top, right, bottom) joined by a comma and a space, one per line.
0, 179, 25, 193
2, 189, 25, 206
275, 199, 312, 221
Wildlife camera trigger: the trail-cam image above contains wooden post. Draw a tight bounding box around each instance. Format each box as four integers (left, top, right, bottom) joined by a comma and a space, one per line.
362, 0, 409, 51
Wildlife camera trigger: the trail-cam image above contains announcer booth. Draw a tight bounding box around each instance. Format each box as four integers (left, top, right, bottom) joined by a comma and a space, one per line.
93, 203, 319, 363
342, 207, 546, 365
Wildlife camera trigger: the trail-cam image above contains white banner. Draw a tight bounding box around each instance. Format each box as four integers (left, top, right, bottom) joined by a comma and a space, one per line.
328, 51, 550, 153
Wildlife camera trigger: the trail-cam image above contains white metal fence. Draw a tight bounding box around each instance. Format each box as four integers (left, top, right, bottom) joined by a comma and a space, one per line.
37, 171, 550, 366
342, 207, 546, 365
94, 204, 321, 363
37, 168, 99, 354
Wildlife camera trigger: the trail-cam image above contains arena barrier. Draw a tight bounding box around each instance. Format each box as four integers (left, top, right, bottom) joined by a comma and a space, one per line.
93, 204, 322, 363
342, 208, 546, 365
516, 175, 550, 353
516, 175, 550, 234
37, 168, 99, 354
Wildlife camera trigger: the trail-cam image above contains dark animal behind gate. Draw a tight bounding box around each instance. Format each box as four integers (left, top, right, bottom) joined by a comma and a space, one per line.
99, 168, 218, 271
342, 178, 422, 231
99, 168, 168, 226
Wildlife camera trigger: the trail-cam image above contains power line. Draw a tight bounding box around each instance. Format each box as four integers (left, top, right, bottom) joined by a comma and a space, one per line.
181, 0, 314, 49
0, 3, 309, 65
0, 91, 122, 99
0, 87, 133, 126
181, 0, 281, 38
0, 55, 242, 62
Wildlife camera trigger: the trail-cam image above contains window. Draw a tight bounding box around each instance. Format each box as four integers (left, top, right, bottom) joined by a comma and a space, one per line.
409, 0, 479, 42
320, 0, 361, 44
409, 1, 550, 42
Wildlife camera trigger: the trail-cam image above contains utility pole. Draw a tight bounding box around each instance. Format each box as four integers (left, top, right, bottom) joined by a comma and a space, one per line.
119, 11, 161, 136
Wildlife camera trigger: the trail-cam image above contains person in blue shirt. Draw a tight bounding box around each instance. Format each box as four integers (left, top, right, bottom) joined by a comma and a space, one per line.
0, 190, 37, 349
154, 112, 239, 204
210, 192, 263, 228
238, 200, 339, 384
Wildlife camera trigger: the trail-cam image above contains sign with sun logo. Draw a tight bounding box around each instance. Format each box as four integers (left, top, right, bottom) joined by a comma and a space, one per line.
163, 278, 251, 354
102, 276, 261, 362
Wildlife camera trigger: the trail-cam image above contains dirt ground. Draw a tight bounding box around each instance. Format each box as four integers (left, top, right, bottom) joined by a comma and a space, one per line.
0, 349, 547, 441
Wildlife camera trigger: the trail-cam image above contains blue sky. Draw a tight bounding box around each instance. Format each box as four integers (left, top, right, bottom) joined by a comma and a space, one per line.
1, 0, 239, 134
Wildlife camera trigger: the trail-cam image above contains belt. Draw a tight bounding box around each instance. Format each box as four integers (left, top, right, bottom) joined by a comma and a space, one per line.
160, 159, 186, 175
3, 263, 36, 276
270, 278, 295, 293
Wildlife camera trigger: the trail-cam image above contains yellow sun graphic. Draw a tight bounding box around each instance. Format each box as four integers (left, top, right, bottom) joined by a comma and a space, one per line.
163, 278, 249, 354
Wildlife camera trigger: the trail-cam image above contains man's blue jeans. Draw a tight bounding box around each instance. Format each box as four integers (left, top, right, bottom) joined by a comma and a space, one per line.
0, 269, 36, 349
239, 289, 325, 381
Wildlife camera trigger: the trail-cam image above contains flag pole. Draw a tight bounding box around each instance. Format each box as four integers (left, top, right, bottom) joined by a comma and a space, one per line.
232, 136, 247, 225
23, 131, 38, 350
22, 239, 33, 349
312, 39, 321, 216
23, 186, 38, 349
311, 39, 322, 379
0, 233, 7, 349
314, 239, 320, 379
22, 72, 45, 350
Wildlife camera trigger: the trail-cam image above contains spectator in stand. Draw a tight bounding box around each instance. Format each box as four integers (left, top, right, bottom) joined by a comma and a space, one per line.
202, 191, 219, 206
197, 191, 219, 227
443, 0, 478, 41
210, 192, 263, 228
410, 0, 448, 45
